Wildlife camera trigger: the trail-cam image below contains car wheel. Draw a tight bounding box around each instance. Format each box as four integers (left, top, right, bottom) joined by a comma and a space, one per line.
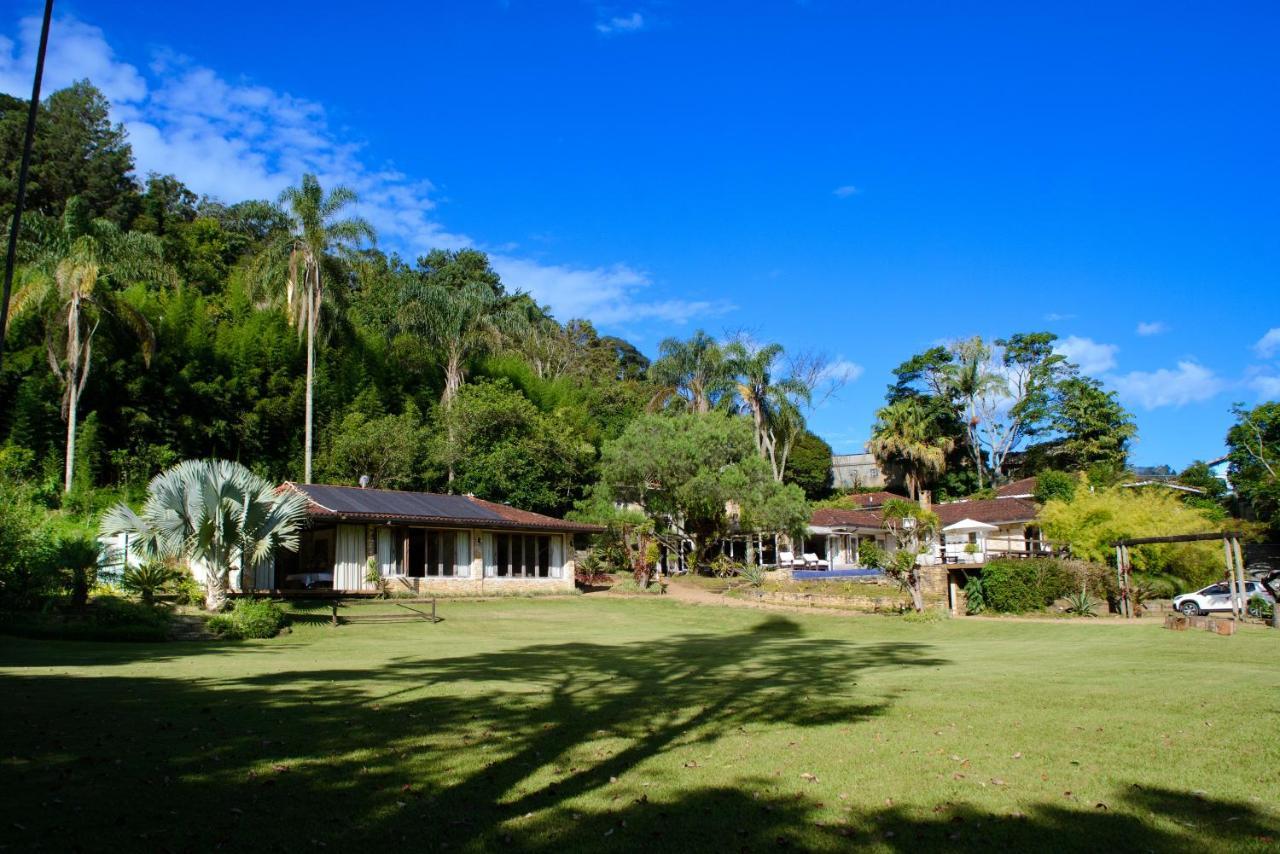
1179, 601, 1201, 616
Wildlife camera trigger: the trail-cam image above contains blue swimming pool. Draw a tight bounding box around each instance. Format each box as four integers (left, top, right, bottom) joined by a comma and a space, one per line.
790, 568, 884, 581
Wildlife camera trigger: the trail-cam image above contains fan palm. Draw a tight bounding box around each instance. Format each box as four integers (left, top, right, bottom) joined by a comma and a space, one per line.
647, 330, 734, 414
100, 459, 311, 610
869, 398, 954, 501
6, 197, 170, 492
250, 174, 375, 483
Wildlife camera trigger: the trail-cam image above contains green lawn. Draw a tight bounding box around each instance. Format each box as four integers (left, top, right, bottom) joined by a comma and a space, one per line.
2, 598, 1277, 852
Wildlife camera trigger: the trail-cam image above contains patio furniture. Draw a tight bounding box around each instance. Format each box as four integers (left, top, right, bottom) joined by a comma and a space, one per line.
777, 550, 798, 567
802, 552, 829, 569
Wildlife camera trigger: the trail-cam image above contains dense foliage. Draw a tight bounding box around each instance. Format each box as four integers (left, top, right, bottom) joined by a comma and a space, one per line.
979, 558, 1073, 613
208, 599, 289, 639
1038, 484, 1224, 592
875, 335, 1136, 497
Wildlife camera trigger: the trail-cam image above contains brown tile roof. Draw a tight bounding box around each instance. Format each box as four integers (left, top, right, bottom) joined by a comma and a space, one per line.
465, 495, 605, 533
810, 508, 885, 529
932, 497, 1039, 526
811, 496, 1039, 530
282, 482, 603, 533
996, 477, 1038, 498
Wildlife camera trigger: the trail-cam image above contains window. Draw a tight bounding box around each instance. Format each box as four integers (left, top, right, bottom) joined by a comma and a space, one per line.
487, 533, 558, 578
424, 529, 469, 577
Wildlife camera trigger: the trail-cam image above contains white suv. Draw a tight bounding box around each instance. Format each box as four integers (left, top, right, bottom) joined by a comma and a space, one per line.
1173, 581, 1275, 616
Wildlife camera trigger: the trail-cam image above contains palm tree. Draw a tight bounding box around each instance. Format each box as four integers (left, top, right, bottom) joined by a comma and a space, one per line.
6, 198, 169, 492
725, 339, 810, 479
868, 398, 954, 502
251, 174, 375, 483
943, 336, 1005, 488
397, 279, 525, 482
647, 330, 734, 414
398, 280, 524, 407
101, 459, 311, 610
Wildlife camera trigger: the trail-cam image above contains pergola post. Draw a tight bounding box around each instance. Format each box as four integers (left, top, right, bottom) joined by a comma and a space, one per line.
1222, 537, 1240, 622
1231, 536, 1248, 618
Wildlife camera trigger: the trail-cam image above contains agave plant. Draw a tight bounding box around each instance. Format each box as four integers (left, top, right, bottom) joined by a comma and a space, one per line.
100, 460, 310, 610
1066, 586, 1099, 618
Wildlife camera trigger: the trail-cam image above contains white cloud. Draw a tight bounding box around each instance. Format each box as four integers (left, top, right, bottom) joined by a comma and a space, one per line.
1109, 361, 1223, 410
491, 255, 733, 327
1136, 321, 1167, 336
596, 12, 646, 34
1, 14, 716, 335
1253, 327, 1280, 359
1055, 335, 1118, 375
1250, 375, 1280, 398
820, 358, 864, 384
1044, 312, 1076, 322
833, 185, 859, 198
0, 16, 145, 105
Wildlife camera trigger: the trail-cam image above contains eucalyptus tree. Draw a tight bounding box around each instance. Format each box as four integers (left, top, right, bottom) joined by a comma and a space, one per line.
648, 330, 734, 414
868, 397, 953, 501
101, 459, 311, 610
6, 197, 170, 492
250, 174, 375, 483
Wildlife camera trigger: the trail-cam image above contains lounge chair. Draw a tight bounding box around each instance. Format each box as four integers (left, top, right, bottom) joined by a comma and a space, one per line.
802, 553, 829, 569
777, 550, 797, 567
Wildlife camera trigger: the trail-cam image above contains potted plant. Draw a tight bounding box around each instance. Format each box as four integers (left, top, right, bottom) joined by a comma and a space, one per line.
963, 542, 981, 562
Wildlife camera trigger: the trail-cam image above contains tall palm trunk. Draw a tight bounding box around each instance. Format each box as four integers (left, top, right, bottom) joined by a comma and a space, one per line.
303, 288, 317, 483
443, 351, 464, 484
61, 294, 87, 493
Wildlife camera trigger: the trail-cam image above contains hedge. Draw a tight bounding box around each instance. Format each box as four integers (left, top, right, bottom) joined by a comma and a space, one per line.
980, 558, 1073, 613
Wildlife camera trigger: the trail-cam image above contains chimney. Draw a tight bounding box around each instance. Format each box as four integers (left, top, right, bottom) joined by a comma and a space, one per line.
918, 489, 931, 509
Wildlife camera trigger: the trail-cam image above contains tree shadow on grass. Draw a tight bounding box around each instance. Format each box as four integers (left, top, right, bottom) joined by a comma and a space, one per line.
3, 614, 1273, 851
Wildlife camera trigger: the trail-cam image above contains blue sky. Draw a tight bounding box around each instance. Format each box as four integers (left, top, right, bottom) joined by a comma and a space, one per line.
2, 2, 1278, 468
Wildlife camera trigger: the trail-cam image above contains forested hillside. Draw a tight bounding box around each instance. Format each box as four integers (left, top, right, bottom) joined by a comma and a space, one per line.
0, 81, 834, 517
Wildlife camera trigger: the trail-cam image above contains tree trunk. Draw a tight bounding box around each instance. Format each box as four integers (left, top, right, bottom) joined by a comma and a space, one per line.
303, 295, 316, 484
443, 352, 463, 484
63, 375, 78, 493
909, 575, 925, 612
205, 568, 229, 611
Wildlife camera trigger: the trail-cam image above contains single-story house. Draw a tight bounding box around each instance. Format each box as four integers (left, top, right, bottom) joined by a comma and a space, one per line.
250, 483, 602, 594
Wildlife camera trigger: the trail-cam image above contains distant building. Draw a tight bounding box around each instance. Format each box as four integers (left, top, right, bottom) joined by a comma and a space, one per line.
832, 447, 885, 489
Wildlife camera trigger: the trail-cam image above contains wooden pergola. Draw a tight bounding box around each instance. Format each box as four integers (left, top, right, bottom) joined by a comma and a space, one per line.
1112, 532, 1271, 625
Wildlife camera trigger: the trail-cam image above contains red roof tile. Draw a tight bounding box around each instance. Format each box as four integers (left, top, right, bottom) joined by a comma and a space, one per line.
996, 477, 1038, 498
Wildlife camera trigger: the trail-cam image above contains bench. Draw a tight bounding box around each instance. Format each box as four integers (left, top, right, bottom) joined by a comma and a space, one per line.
327, 598, 442, 626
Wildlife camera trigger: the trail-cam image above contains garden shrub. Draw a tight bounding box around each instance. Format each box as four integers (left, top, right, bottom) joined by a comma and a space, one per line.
166, 571, 205, 606
980, 558, 1073, 613
963, 574, 986, 614
858, 541, 886, 569
208, 599, 288, 639
0, 594, 169, 642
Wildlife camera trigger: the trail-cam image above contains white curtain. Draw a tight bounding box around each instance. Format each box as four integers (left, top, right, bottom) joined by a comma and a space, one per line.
334, 525, 366, 590
377, 528, 396, 577
550, 535, 564, 579
456, 531, 472, 577
482, 533, 496, 577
